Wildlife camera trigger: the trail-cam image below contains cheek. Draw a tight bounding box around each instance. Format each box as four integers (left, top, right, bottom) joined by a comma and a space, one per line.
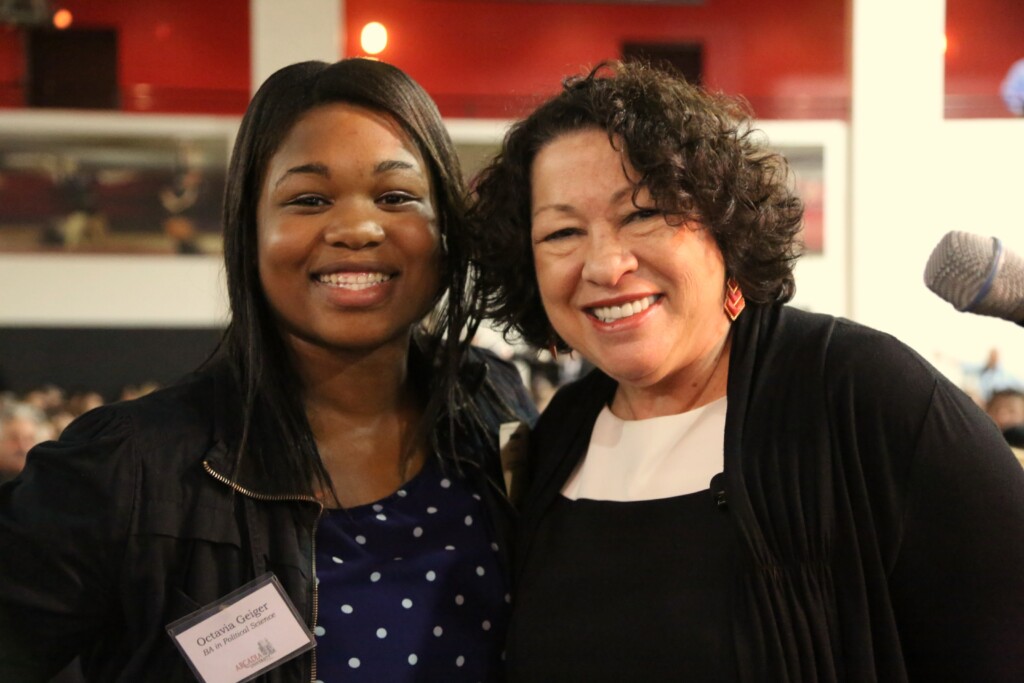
532, 252, 565, 301
411, 224, 442, 279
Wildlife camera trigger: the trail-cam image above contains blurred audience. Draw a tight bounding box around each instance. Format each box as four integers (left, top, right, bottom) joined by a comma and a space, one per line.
987, 389, 1024, 432
959, 348, 1024, 405
987, 389, 1024, 464
0, 382, 163, 484
0, 403, 51, 484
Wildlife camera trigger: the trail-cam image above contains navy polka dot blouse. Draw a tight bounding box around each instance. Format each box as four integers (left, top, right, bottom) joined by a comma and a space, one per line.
312, 456, 509, 682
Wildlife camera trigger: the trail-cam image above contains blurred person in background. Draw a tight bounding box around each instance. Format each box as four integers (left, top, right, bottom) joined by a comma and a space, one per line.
470, 61, 1024, 682
959, 348, 1023, 405
63, 389, 104, 417
985, 388, 1024, 432
1001, 57, 1024, 116
987, 389, 1024, 461
0, 403, 51, 484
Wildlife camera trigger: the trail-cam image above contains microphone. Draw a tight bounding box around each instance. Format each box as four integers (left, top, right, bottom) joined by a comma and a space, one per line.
709, 472, 727, 509
924, 231, 1024, 326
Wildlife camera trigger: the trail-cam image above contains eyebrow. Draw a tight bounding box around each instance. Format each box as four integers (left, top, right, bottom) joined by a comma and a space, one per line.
273, 159, 421, 189
374, 159, 419, 174
532, 185, 635, 218
274, 162, 329, 189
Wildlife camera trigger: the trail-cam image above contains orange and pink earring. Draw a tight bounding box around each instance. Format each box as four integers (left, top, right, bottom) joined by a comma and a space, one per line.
724, 278, 746, 321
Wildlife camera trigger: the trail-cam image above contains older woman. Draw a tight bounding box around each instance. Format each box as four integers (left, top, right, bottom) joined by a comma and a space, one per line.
470, 62, 1024, 682
0, 59, 535, 682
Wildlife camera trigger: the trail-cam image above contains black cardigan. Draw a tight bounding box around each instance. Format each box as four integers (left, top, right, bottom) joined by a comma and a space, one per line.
514, 304, 1024, 682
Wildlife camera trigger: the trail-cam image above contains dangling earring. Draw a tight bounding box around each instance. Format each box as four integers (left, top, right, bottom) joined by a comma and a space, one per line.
724, 278, 746, 321
546, 330, 562, 360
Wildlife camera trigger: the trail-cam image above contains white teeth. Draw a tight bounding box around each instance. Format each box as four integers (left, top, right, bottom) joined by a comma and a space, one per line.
591, 295, 658, 323
318, 272, 392, 290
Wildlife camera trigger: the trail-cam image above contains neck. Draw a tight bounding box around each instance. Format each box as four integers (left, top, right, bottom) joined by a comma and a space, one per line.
287, 334, 430, 508
290, 335, 414, 417
611, 329, 732, 420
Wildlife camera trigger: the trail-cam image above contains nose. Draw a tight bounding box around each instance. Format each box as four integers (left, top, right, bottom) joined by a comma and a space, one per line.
323, 202, 386, 250
581, 229, 638, 286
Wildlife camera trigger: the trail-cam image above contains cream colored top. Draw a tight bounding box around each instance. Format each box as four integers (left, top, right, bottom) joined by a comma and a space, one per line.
562, 396, 727, 502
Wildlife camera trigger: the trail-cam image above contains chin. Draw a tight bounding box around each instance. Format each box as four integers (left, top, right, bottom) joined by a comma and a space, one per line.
596, 362, 663, 389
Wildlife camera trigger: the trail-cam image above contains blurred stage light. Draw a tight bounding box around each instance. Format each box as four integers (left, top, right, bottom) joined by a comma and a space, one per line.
52, 8, 72, 30
361, 22, 388, 55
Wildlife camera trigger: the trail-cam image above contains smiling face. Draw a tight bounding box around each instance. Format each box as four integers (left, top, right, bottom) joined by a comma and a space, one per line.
257, 103, 441, 358
530, 128, 732, 394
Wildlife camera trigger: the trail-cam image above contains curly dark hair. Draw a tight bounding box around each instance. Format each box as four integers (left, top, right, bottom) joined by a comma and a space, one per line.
468, 61, 804, 350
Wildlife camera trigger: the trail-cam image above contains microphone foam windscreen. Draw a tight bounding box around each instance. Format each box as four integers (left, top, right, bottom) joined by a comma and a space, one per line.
979, 242, 1024, 322
924, 231, 1024, 322
924, 231, 998, 309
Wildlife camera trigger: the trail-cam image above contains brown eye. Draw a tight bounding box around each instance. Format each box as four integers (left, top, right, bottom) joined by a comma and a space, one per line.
539, 228, 582, 243
286, 194, 329, 208
625, 208, 659, 223
377, 191, 418, 206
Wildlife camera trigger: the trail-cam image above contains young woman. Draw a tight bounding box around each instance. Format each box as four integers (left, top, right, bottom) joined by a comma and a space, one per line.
0, 59, 535, 683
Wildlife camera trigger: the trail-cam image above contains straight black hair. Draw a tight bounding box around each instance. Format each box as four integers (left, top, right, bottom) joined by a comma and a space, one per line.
219, 59, 479, 498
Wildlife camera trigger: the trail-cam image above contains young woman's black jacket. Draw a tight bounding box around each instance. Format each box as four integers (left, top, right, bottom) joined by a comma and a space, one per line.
0, 345, 536, 682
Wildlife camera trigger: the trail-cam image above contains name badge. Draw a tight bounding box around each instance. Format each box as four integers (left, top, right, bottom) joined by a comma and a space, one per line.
166, 573, 315, 683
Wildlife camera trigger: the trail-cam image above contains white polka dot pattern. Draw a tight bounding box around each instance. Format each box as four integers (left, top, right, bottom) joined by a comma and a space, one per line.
311, 457, 507, 682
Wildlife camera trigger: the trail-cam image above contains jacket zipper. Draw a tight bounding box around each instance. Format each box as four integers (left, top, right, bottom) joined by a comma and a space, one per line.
203, 460, 325, 683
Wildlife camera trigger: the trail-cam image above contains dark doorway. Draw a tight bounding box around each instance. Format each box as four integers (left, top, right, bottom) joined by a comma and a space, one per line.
622, 42, 703, 85
26, 27, 119, 109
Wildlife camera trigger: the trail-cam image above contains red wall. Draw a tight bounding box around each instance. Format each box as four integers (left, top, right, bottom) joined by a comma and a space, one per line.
0, 25, 26, 107
0, 0, 250, 114
0, 0, 1021, 119
945, 0, 1024, 117
344, 0, 850, 119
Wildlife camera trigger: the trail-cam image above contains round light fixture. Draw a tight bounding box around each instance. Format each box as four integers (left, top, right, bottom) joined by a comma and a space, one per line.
361, 22, 388, 55
53, 9, 73, 30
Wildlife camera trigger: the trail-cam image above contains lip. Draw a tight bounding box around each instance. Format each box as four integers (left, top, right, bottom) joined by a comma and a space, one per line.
582, 293, 660, 309
311, 262, 398, 308
311, 261, 398, 278
583, 293, 662, 330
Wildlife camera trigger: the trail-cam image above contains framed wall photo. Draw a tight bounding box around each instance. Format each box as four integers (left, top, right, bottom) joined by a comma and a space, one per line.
0, 110, 237, 255
750, 121, 848, 316
778, 145, 824, 255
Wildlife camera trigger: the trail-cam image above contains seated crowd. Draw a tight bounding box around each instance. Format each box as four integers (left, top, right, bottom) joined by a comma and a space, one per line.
0, 382, 159, 484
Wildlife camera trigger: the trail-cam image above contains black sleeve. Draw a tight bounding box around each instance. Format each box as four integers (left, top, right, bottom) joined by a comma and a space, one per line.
0, 406, 136, 681
888, 380, 1024, 681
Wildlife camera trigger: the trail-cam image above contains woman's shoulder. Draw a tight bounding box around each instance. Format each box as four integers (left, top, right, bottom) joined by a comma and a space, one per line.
825, 316, 944, 407
535, 370, 614, 433
770, 306, 941, 399
93, 366, 217, 430
57, 364, 225, 472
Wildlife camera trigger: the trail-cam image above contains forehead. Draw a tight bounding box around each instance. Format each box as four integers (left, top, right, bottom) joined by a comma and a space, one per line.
534, 128, 618, 169
532, 127, 634, 180
269, 103, 426, 172
531, 128, 638, 197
